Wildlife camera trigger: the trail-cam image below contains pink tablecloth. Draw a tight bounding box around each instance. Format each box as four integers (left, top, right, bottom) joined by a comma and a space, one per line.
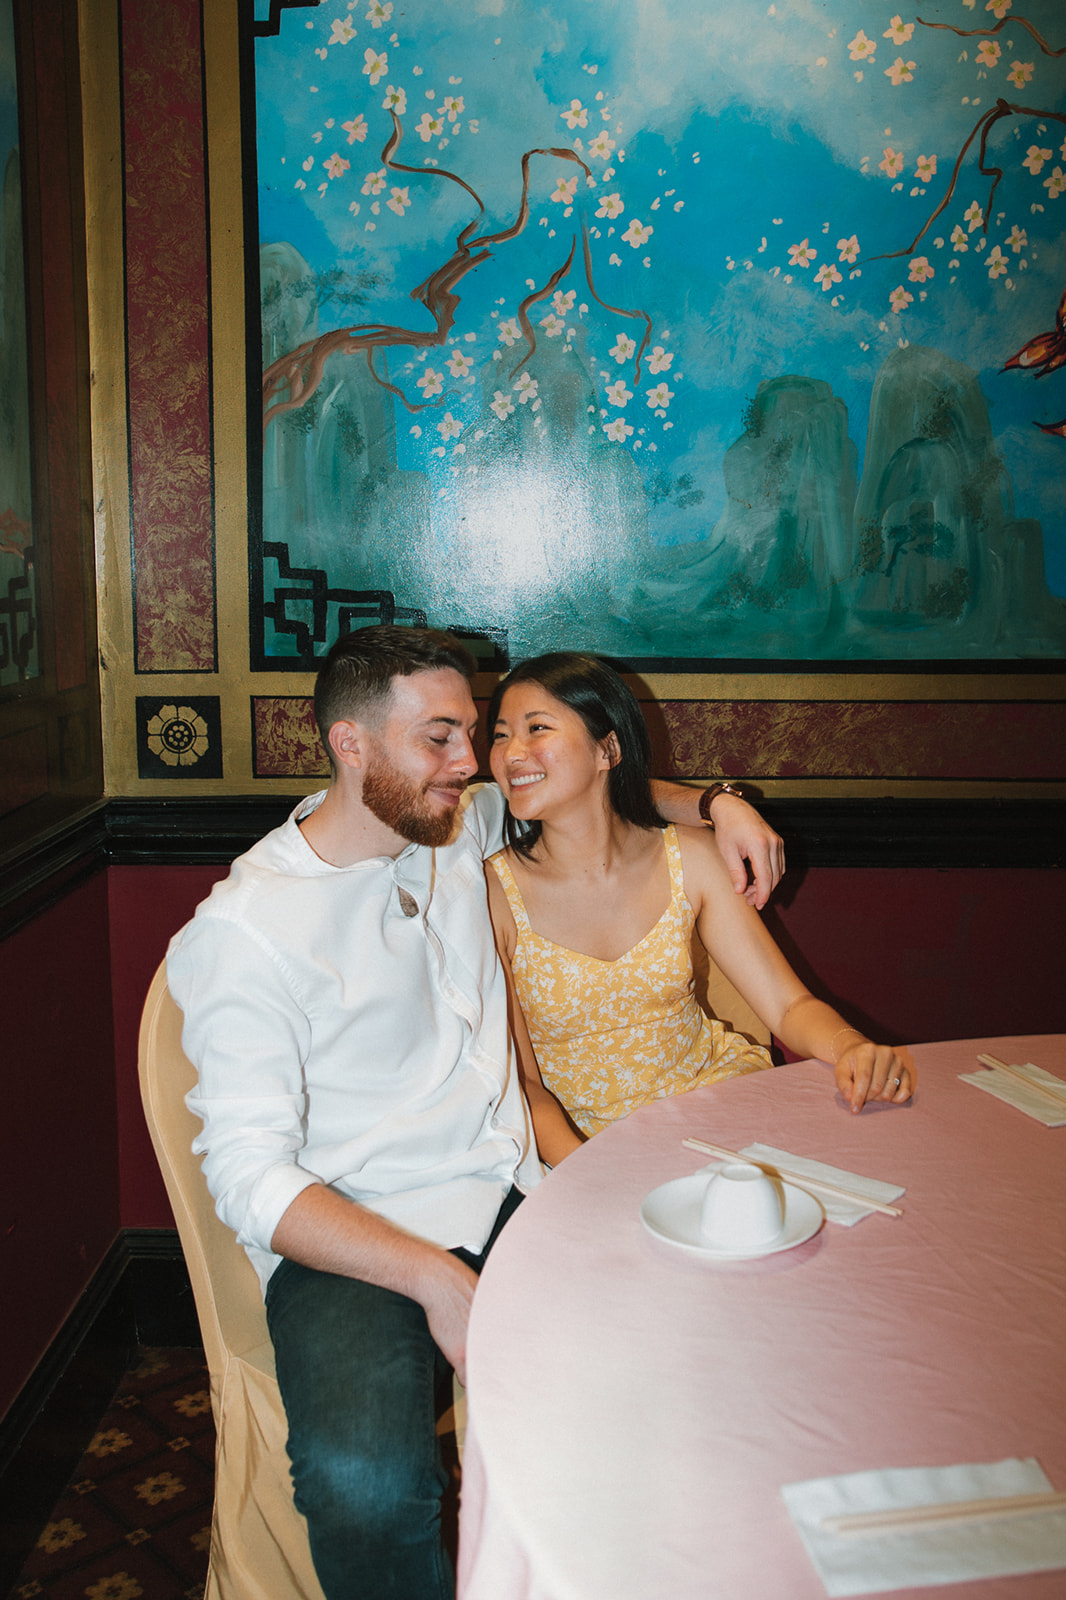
458, 1036, 1066, 1600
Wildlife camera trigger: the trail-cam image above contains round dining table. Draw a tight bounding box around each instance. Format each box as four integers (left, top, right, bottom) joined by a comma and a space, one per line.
457, 1036, 1066, 1600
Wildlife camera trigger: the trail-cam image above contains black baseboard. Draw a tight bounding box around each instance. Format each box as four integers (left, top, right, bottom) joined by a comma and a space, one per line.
0, 1229, 196, 1597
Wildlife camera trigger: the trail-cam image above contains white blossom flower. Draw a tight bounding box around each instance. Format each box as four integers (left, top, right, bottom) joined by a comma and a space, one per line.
513, 372, 539, 403
915, 154, 937, 183
986, 0, 1011, 18
442, 95, 464, 122
381, 86, 406, 115
342, 114, 369, 143
363, 48, 388, 85
609, 333, 636, 363
560, 99, 588, 130
330, 17, 357, 45
986, 244, 1009, 277
815, 262, 842, 291
595, 192, 624, 220
361, 168, 387, 195
386, 185, 411, 215
646, 382, 674, 408
883, 16, 914, 44
587, 130, 615, 160
1023, 145, 1052, 175
416, 111, 445, 141
884, 57, 916, 86
366, 1, 392, 26
552, 289, 576, 315
490, 390, 515, 420
622, 219, 653, 248
963, 200, 984, 231
1006, 224, 1027, 253
848, 30, 876, 61
606, 379, 632, 407
788, 238, 817, 268
539, 312, 565, 337
1044, 166, 1066, 198
908, 255, 934, 283
323, 153, 350, 180
879, 147, 904, 178
950, 223, 968, 251
416, 368, 444, 397
1007, 61, 1034, 88
437, 411, 462, 441
497, 318, 522, 347
603, 418, 633, 442
648, 345, 673, 374
551, 176, 578, 205
889, 285, 914, 313
976, 40, 1001, 69
837, 235, 860, 263
446, 351, 473, 377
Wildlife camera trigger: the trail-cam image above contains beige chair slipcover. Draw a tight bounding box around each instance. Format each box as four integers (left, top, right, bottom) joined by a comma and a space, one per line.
138, 962, 328, 1600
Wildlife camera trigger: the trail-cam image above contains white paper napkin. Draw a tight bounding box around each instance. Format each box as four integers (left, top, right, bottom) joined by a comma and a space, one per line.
958, 1061, 1066, 1127
741, 1144, 904, 1226
782, 1457, 1066, 1596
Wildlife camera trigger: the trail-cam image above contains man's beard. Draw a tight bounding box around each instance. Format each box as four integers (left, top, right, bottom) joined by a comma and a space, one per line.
361, 751, 461, 847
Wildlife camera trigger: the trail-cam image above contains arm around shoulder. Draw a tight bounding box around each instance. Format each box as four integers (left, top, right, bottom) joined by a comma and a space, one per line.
651, 780, 785, 908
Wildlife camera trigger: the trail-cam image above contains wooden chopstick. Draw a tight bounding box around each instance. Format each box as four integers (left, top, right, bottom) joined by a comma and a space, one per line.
976, 1054, 1066, 1105
821, 1488, 1066, 1537
680, 1138, 903, 1218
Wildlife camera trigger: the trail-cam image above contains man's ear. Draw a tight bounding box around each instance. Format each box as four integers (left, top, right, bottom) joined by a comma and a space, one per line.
600, 730, 622, 770
328, 718, 367, 771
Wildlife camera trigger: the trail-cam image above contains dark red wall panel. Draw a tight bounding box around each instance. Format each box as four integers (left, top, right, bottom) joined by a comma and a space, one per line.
0, 874, 117, 1419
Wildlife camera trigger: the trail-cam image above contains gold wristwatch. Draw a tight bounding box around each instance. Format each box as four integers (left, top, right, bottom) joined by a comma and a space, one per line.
698, 781, 745, 827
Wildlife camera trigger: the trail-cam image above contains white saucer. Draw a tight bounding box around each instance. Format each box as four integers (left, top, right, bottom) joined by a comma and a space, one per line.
640, 1171, 824, 1260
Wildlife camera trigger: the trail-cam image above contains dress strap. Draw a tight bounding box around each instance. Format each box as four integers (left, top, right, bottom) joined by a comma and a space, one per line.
487, 850, 532, 933
661, 824, 687, 899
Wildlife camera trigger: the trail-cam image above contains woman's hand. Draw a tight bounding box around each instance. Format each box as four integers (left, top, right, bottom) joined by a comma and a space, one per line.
834, 1042, 915, 1113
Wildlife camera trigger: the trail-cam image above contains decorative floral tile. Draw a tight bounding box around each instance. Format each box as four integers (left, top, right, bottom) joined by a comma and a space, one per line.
136, 698, 223, 780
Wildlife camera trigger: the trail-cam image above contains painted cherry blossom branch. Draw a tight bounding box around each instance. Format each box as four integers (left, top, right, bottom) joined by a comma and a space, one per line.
917, 14, 1066, 56
863, 97, 1066, 264
261, 116, 593, 430
508, 237, 578, 380
580, 223, 652, 382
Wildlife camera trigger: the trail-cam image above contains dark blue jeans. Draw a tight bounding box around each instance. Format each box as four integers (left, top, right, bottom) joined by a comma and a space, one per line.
265, 1188, 523, 1600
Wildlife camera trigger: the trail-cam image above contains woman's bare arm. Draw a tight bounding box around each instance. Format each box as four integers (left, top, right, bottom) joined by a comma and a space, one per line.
674, 826, 914, 1112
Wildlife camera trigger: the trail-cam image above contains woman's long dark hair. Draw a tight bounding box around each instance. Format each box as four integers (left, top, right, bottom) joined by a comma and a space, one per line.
487, 652, 666, 860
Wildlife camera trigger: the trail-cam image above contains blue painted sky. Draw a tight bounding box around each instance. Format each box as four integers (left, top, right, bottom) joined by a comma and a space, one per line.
255, 0, 1066, 596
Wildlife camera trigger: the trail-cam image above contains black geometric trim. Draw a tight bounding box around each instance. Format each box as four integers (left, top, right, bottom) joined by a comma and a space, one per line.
248, 0, 322, 39
263, 540, 428, 657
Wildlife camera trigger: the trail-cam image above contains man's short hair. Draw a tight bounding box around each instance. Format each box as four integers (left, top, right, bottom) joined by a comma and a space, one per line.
314, 625, 477, 754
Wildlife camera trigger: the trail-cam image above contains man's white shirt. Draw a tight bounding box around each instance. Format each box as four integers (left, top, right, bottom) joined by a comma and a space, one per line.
167, 783, 541, 1293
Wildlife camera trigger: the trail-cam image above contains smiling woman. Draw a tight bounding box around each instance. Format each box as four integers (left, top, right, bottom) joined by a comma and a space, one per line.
483, 652, 915, 1151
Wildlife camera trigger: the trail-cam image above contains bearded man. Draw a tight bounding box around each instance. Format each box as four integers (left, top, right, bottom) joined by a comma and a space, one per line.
167, 625, 784, 1600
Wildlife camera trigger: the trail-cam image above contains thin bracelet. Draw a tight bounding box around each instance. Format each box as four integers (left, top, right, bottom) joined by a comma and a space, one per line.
829, 1025, 866, 1064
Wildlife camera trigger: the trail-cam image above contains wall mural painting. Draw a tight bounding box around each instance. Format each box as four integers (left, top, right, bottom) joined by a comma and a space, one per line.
249, 0, 1066, 668
0, 0, 37, 689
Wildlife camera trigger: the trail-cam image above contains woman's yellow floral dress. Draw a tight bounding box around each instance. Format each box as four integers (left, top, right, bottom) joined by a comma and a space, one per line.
489, 825, 771, 1135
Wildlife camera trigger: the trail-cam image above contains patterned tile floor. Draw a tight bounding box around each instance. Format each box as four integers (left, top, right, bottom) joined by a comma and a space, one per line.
9, 1349, 214, 1600
8, 1346, 463, 1599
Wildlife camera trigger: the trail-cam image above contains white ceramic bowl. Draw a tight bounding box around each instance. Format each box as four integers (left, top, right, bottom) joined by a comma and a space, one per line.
699, 1163, 784, 1252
